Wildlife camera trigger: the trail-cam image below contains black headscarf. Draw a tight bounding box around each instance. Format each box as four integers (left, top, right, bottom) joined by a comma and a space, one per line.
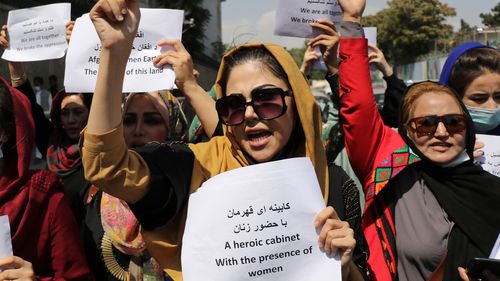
398, 81, 500, 280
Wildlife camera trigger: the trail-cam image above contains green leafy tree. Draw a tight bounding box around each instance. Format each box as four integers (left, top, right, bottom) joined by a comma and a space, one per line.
363, 0, 456, 64
459, 19, 473, 33
480, 3, 500, 28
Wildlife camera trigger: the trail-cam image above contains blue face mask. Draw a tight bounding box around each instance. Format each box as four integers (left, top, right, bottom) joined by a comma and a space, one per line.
465, 105, 500, 133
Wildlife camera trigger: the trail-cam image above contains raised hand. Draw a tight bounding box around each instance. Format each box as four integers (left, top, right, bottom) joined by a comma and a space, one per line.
300, 45, 320, 75
0, 25, 9, 49
89, 0, 140, 51
65, 21, 75, 43
368, 44, 393, 77
338, 0, 366, 23
315, 206, 355, 265
153, 39, 197, 92
309, 19, 340, 74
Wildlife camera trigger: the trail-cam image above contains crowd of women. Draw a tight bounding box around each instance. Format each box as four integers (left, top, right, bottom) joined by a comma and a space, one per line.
0, 0, 499, 280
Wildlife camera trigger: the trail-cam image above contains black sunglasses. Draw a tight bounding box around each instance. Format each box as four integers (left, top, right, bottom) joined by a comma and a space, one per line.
408, 114, 467, 136
216, 87, 291, 126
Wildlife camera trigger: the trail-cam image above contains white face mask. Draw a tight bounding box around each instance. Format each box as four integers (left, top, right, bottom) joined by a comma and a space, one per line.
465, 105, 500, 133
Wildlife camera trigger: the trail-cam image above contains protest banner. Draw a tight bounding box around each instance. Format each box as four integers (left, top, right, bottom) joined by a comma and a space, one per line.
182, 158, 341, 281
1, 3, 70, 62
274, 0, 342, 38
64, 8, 183, 93
476, 134, 500, 177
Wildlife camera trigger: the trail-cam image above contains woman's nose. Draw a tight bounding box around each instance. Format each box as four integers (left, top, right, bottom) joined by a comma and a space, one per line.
434, 122, 449, 137
134, 121, 145, 136
244, 104, 258, 122
483, 97, 498, 110
68, 112, 76, 123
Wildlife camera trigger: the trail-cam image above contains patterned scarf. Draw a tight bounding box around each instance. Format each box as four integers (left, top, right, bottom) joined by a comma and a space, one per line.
46, 144, 82, 176
101, 192, 166, 280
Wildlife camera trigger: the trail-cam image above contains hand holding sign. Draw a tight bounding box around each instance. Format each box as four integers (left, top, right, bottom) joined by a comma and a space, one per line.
0, 256, 35, 280
315, 206, 355, 267
89, 0, 140, 51
475, 134, 500, 177
0, 26, 9, 49
153, 40, 197, 92
309, 19, 339, 74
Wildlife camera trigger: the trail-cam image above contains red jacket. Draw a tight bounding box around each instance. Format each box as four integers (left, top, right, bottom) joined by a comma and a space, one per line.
339, 38, 419, 281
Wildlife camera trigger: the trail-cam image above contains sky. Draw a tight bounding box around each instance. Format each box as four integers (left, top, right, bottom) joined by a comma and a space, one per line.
221, 0, 498, 49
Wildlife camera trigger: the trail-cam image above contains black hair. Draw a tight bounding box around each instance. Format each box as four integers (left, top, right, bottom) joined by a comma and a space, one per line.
219, 46, 289, 95
49, 90, 93, 146
33, 76, 44, 85
0, 80, 15, 143
0, 80, 17, 162
448, 48, 500, 98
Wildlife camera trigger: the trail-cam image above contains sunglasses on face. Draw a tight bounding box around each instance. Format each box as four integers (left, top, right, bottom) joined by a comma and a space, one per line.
408, 114, 467, 136
216, 87, 291, 126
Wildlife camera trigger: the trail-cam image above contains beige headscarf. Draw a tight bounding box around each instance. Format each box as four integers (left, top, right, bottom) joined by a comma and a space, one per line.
142, 43, 329, 280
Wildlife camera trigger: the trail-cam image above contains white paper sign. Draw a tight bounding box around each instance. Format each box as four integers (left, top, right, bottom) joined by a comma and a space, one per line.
1, 3, 70, 62
182, 158, 340, 281
476, 134, 500, 177
64, 8, 184, 93
0, 216, 13, 259
274, 0, 343, 38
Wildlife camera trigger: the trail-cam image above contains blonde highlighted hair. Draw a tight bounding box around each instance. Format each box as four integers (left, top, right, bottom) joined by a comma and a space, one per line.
401, 81, 464, 128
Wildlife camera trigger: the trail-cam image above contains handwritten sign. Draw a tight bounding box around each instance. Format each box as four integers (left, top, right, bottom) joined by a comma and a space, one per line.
0, 216, 13, 260
476, 134, 500, 177
64, 8, 184, 93
274, 0, 342, 38
1, 3, 70, 62
182, 158, 340, 281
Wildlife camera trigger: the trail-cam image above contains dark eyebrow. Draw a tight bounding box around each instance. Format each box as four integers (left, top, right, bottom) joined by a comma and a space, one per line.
143, 112, 162, 117
252, 84, 280, 92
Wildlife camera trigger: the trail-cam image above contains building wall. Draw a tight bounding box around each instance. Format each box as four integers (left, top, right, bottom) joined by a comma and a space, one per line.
201, 0, 223, 58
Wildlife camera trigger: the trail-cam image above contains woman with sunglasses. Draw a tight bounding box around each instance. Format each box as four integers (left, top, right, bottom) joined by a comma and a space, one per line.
336, 18, 500, 281
80, 0, 367, 280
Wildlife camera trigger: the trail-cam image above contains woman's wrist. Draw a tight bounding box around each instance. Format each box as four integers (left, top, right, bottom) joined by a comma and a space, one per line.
179, 78, 202, 98
341, 259, 352, 281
